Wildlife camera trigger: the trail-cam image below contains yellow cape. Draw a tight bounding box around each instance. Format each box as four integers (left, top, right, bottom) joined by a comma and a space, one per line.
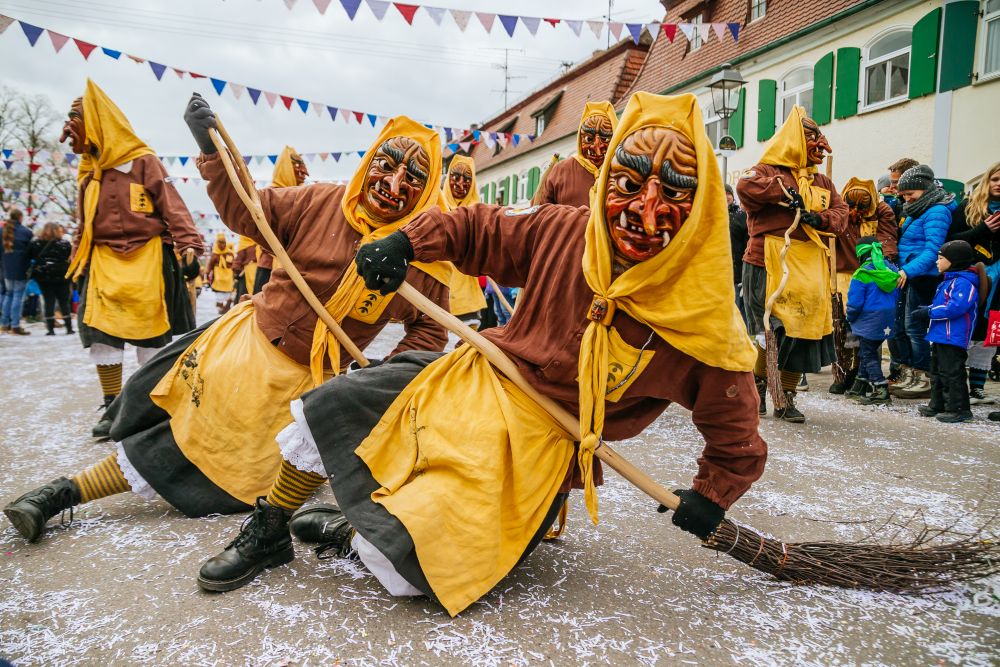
309, 116, 451, 384
271, 146, 302, 188
67, 79, 155, 280
577, 92, 757, 521
572, 100, 618, 177
439, 155, 480, 211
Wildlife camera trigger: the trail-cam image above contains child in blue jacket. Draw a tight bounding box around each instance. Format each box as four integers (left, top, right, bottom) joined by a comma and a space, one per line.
918, 240, 980, 422
846, 237, 900, 405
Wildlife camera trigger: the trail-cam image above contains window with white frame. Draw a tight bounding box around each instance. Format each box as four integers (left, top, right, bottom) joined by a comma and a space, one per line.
982, 0, 1000, 78
516, 170, 529, 204
704, 112, 723, 150
862, 30, 911, 109
779, 67, 814, 121
750, 0, 767, 22
535, 115, 546, 136
689, 14, 704, 51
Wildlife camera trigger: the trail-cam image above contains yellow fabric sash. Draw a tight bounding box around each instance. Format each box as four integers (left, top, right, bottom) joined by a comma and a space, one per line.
356, 345, 576, 616
83, 237, 169, 340
271, 146, 301, 188
68, 79, 155, 280
764, 235, 833, 340
150, 301, 319, 503
439, 155, 480, 211
309, 116, 450, 384
571, 100, 618, 177
576, 93, 757, 523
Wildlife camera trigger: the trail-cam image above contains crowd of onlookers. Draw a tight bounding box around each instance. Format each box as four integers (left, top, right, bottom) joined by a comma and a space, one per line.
729, 159, 1000, 423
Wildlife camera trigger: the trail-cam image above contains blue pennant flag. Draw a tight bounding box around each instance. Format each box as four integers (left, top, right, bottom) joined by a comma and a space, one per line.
728, 23, 740, 42
149, 62, 167, 81
357, 151, 365, 157
247, 88, 262, 105
367, 114, 377, 126
102, 47, 121, 59
3, 161, 12, 170
327, 106, 338, 120
179, 156, 189, 166
2, 149, 12, 159
332, 152, 341, 162
472, 130, 481, 140
297, 99, 310, 113
498, 15, 518, 37
19, 22, 43, 47
340, 0, 362, 20
268, 155, 278, 164
242, 155, 251, 164
512, 135, 520, 146
447, 143, 458, 151
211, 78, 227, 95
626, 23, 643, 44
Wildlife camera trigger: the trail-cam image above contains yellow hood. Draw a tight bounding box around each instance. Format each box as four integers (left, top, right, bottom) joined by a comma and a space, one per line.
572, 100, 618, 177
758, 105, 829, 214
271, 146, 302, 188
842, 177, 878, 218
439, 155, 479, 211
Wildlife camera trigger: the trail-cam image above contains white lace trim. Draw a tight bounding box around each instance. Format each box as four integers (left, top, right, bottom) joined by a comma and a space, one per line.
352, 533, 422, 597
115, 443, 158, 500
275, 399, 327, 476
135, 345, 163, 366
90, 343, 125, 366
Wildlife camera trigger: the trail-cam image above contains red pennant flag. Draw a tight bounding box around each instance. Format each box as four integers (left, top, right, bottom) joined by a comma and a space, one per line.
280, 95, 294, 110
73, 39, 97, 59
354, 111, 364, 123
29, 163, 41, 173
661, 23, 677, 42
188, 72, 206, 79
393, 3, 419, 25
543, 18, 560, 27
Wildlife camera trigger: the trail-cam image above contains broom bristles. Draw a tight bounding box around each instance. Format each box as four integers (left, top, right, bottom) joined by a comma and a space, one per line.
703, 517, 999, 593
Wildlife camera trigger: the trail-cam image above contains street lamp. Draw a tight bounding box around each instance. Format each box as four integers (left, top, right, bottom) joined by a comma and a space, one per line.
708, 63, 746, 184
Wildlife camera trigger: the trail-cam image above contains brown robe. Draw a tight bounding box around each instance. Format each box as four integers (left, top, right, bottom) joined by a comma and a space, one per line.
736, 164, 849, 267
403, 203, 766, 510
198, 153, 449, 369
73, 154, 203, 258
835, 200, 899, 272
533, 158, 594, 209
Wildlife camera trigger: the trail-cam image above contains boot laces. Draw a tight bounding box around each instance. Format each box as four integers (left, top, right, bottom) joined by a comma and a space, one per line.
314, 523, 357, 560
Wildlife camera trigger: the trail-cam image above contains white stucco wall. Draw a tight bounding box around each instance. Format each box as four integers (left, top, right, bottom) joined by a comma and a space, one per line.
476, 134, 579, 206
945, 77, 1000, 185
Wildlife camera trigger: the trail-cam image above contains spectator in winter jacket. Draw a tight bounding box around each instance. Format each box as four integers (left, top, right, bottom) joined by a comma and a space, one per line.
947, 161, 1000, 404
27, 222, 74, 336
917, 241, 981, 423
846, 237, 900, 405
892, 165, 956, 399
1, 208, 33, 335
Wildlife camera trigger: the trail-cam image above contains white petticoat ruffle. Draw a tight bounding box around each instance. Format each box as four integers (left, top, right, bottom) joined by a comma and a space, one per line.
274, 399, 327, 476
115, 442, 158, 500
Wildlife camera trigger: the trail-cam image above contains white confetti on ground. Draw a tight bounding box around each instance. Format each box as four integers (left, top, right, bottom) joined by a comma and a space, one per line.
1, 293, 997, 665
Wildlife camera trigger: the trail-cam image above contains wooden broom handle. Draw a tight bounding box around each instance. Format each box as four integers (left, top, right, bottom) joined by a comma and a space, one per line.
207, 123, 370, 369
486, 276, 515, 315
395, 281, 680, 511
828, 237, 838, 293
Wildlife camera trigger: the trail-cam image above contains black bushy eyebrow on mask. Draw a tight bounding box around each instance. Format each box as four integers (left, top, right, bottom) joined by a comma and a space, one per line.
406, 159, 427, 183
379, 142, 404, 165
660, 160, 698, 190
614, 145, 651, 178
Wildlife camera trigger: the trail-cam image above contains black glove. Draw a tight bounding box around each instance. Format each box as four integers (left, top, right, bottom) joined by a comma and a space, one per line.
800, 211, 823, 229
657, 489, 725, 540
355, 232, 414, 295
785, 187, 806, 211
183, 93, 217, 155
912, 305, 930, 324
350, 357, 384, 371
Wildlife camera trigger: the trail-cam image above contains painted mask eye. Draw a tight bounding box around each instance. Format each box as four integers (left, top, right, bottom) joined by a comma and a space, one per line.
374, 157, 392, 171
405, 172, 422, 186
615, 175, 641, 194
661, 184, 691, 201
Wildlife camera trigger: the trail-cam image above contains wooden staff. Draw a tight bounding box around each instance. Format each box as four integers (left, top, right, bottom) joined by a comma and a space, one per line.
207, 122, 370, 369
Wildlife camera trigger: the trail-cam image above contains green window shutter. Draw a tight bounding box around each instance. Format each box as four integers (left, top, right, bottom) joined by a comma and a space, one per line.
812, 52, 835, 125
834, 47, 861, 119
938, 178, 966, 200
756, 79, 777, 143
502, 176, 511, 205
488, 181, 496, 204
527, 166, 541, 197
909, 8, 941, 98
940, 1, 979, 92
730, 87, 746, 148
511, 173, 519, 202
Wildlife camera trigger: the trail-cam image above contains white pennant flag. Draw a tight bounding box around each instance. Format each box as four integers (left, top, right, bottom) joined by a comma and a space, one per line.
366, 0, 390, 21
564, 20, 582, 36
283, 0, 297, 8
696, 23, 711, 44
609, 22, 623, 41
520, 15, 540, 35
475, 12, 495, 33
678, 23, 696, 43
340, 108, 353, 123
230, 83, 245, 100
586, 20, 603, 39
712, 22, 727, 42
450, 9, 471, 31
424, 6, 445, 25
646, 22, 660, 42
313, 0, 332, 13
311, 101, 324, 116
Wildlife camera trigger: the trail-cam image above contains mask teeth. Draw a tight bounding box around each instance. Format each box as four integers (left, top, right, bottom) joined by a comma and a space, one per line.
619, 212, 628, 229
661, 231, 670, 247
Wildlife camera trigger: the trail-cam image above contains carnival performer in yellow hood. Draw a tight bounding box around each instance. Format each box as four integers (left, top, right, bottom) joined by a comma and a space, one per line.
2, 94, 453, 558
736, 105, 849, 423
57, 79, 203, 440
532, 100, 617, 207
192, 92, 766, 617
207, 233, 236, 314
438, 155, 487, 321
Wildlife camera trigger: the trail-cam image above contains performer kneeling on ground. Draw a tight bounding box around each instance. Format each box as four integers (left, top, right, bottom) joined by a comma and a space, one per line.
2, 94, 451, 545
195, 92, 767, 614
61, 80, 203, 439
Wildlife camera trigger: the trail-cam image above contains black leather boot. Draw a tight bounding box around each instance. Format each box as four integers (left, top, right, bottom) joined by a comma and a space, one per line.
754, 377, 767, 416
845, 377, 870, 399
198, 497, 294, 592
774, 390, 805, 423
829, 368, 857, 395
65, 317, 75, 335
45, 318, 56, 336
289, 503, 357, 559
859, 384, 891, 405
3, 477, 82, 542
92, 395, 115, 440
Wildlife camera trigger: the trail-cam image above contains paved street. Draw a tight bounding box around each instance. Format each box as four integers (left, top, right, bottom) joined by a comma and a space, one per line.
1, 293, 997, 666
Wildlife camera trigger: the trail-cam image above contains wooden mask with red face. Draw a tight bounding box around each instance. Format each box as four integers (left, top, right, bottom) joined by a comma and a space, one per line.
359, 136, 429, 223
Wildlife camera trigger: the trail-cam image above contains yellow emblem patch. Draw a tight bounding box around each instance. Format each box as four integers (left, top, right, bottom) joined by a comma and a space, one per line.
130, 183, 153, 214
349, 288, 394, 324
605, 327, 655, 403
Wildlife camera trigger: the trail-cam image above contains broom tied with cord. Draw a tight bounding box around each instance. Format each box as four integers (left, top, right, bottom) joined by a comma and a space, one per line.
208, 116, 999, 594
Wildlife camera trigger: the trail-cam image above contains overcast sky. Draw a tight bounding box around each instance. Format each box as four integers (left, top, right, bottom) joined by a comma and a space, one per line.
0, 0, 663, 215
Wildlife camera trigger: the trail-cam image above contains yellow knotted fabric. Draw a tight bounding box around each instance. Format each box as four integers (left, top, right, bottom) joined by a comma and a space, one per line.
270, 146, 301, 188
571, 100, 618, 177
67, 79, 155, 281
577, 92, 757, 523
308, 116, 451, 384
439, 155, 479, 211
439, 155, 487, 316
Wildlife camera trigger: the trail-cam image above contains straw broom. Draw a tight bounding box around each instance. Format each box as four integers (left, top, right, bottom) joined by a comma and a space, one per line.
210, 118, 999, 593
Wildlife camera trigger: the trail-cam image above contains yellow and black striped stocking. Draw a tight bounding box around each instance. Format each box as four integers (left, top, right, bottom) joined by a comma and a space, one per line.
72, 454, 131, 503
780, 370, 802, 393
95, 363, 123, 400
265, 459, 327, 512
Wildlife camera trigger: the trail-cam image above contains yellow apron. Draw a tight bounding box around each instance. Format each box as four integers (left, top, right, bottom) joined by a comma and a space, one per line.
836, 271, 853, 305
764, 234, 833, 340
150, 301, 320, 503
357, 345, 576, 616
211, 254, 235, 293
84, 238, 169, 340
448, 274, 486, 316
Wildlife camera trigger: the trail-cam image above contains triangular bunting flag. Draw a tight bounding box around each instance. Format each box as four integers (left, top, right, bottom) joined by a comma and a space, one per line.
284, 0, 298, 7
163, 155, 176, 165
472, 130, 481, 140
1, 149, 11, 159
267, 154, 278, 164
189, 72, 206, 79
424, 6, 445, 25
609, 22, 623, 41
313, 0, 332, 12
646, 22, 660, 42
149, 62, 167, 80
586, 20, 602, 39
3, 161, 12, 170
543, 18, 559, 28
394, 3, 419, 25
230, 83, 245, 100
625, 23, 642, 44
47, 30, 69, 52
280, 95, 294, 110
354, 111, 364, 123
475, 12, 495, 33
296, 98, 310, 113
264, 91, 278, 108
366, 0, 390, 21
450, 9, 471, 31
367, 113, 377, 126
520, 16, 540, 35
319, 152, 329, 161
696, 23, 711, 44
340, 0, 362, 20
18, 21, 44, 47
327, 105, 338, 119
128, 55, 146, 64
312, 101, 324, 116
172, 68, 186, 77
248, 88, 262, 104
211, 78, 227, 95
447, 143, 458, 151
678, 23, 696, 42
712, 23, 727, 42
661, 23, 677, 43
340, 108, 352, 122
357, 151, 365, 158
179, 156, 189, 166
0, 17, 14, 34
565, 20, 582, 37
102, 47, 122, 59
332, 152, 341, 162
74, 39, 97, 59
728, 23, 740, 42
459, 141, 472, 152
498, 15, 517, 37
